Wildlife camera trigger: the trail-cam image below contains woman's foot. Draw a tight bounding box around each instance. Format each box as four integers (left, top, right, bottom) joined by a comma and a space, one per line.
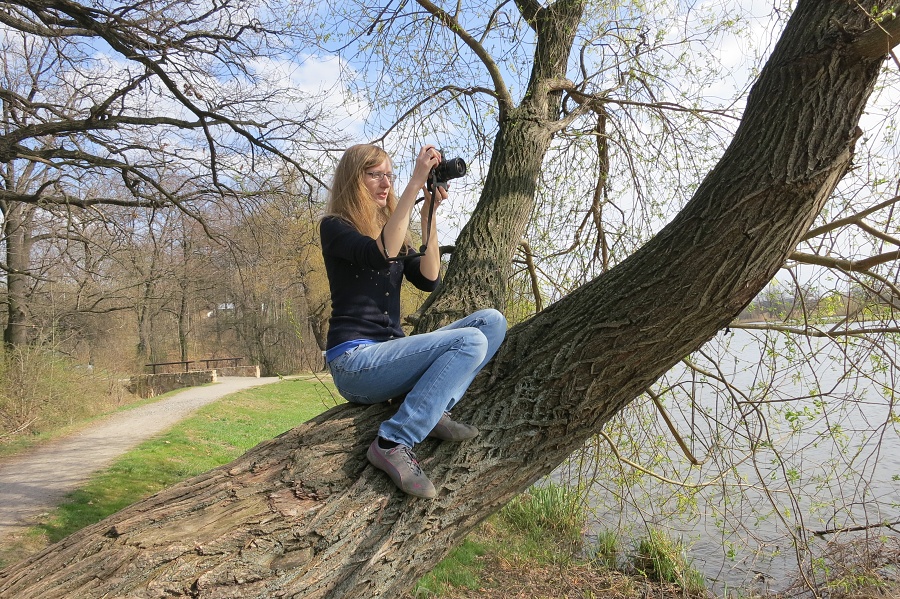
428, 412, 479, 441
367, 439, 436, 498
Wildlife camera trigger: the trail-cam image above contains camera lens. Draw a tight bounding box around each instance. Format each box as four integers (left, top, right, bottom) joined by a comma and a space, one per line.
434, 155, 466, 182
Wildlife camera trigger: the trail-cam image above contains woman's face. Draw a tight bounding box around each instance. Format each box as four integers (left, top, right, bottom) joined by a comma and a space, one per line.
363, 158, 393, 208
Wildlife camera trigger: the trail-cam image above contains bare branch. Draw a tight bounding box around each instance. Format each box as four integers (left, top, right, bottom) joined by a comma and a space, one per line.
729, 322, 900, 337
801, 194, 900, 241
790, 249, 900, 271
416, 0, 514, 114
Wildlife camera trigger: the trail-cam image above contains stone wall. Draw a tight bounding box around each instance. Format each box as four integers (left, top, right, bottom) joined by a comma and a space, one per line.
128, 370, 217, 398
217, 365, 260, 377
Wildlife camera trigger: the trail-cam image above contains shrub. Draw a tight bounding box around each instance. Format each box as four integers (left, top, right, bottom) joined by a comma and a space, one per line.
0, 346, 133, 443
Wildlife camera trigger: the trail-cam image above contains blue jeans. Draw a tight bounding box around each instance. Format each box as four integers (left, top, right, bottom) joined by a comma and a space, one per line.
328, 308, 507, 447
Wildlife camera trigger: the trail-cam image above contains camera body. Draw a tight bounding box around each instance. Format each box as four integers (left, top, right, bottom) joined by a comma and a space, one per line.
428, 150, 466, 191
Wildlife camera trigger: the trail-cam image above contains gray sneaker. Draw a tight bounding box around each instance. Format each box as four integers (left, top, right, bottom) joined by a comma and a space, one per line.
428, 412, 479, 442
367, 440, 437, 498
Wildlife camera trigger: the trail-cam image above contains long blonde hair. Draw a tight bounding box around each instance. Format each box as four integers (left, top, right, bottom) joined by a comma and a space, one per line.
325, 144, 406, 242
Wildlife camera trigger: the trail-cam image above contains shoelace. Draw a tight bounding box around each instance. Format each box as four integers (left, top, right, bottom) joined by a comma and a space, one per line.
397, 446, 423, 475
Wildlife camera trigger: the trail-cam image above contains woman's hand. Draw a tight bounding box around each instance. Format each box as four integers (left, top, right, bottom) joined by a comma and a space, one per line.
412, 145, 442, 185
421, 181, 449, 213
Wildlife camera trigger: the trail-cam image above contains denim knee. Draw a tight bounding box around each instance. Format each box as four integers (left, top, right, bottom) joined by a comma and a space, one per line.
471, 309, 506, 359
487, 308, 507, 334
457, 328, 489, 364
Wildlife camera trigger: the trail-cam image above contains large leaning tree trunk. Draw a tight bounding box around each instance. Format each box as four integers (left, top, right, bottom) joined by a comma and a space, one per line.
413, 0, 585, 332
2, 3, 899, 598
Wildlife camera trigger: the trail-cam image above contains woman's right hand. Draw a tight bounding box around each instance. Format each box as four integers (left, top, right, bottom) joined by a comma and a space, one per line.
412, 145, 441, 183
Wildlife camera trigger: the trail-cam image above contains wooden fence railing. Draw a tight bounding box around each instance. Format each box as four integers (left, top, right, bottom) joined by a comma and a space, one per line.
145, 357, 245, 374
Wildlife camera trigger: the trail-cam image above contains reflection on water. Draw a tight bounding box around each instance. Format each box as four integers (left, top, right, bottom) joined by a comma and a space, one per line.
555, 325, 900, 595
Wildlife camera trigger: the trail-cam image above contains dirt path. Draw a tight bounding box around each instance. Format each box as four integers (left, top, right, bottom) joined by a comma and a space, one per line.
0, 376, 281, 542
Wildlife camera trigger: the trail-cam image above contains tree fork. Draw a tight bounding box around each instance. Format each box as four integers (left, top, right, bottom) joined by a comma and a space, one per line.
1, 2, 898, 598
413, 0, 585, 332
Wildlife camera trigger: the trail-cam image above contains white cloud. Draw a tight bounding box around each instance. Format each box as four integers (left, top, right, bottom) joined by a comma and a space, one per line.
249, 54, 371, 134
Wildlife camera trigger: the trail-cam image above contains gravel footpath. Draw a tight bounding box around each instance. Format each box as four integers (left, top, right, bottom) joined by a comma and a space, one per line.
0, 376, 281, 542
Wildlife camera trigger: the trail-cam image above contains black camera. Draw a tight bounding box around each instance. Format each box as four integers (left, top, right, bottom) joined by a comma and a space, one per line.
429, 150, 466, 191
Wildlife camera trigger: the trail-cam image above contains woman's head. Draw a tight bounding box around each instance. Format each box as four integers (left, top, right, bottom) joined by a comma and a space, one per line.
326, 144, 398, 239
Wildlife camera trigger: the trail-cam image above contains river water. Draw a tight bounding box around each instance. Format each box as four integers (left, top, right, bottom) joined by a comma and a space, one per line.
555, 325, 900, 596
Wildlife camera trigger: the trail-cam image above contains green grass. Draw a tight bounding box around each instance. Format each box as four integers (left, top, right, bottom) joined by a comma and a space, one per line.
412, 482, 589, 597
500, 480, 587, 544
0, 377, 338, 566
413, 539, 489, 597
589, 529, 621, 569
631, 528, 706, 594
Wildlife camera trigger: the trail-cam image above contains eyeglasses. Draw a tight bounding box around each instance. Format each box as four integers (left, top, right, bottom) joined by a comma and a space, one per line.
365, 171, 398, 184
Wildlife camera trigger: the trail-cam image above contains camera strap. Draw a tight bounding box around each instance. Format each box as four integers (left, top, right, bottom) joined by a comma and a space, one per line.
419, 170, 438, 253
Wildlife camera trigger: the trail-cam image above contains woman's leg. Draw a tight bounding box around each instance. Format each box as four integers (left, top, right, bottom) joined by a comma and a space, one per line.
430, 308, 506, 410
380, 309, 506, 445
379, 327, 488, 446
329, 309, 506, 447
333, 309, 506, 498
330, 327, 487, 446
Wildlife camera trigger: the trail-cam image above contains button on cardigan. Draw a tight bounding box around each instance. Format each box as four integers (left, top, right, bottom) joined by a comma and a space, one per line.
320, 216, 440, 351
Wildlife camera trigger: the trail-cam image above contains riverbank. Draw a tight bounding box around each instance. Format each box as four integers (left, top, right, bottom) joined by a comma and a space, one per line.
1, 376, 896, 598
403, 516, 701, 599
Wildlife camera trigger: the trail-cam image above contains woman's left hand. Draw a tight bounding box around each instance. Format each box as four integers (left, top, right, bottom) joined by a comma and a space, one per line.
422, 182, 448, 212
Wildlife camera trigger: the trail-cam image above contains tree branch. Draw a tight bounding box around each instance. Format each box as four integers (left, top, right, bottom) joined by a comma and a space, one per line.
790, 249, 900, 271
513, 0, 541, 29
810, 519, 900, 537
12, 0, 319, 182
801, 194, 900, 241
415, 0, 514, 115
729, 322, 900, 337
373, 86, 498, 143
598, 431, 731, 489
0, 189, 161, 207
852, 11, 900, 58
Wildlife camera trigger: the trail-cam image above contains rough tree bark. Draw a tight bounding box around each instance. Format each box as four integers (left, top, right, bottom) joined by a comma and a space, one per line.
2, 2, 899, 598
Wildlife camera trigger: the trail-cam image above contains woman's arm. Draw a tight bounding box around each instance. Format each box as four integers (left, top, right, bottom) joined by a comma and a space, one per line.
377, 146, 442, 261
416, 180, 447, 281
320, 216, 387, 269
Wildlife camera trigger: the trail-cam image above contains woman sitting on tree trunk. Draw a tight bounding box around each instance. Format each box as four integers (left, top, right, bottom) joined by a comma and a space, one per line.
320, 143, 506, 498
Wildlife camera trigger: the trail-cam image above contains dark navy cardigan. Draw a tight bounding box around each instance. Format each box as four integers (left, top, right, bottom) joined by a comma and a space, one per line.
320, 216, 440, 352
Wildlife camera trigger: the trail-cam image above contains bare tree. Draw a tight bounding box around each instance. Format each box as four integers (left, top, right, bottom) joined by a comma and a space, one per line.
213, 179, 331, 375
1, 0, 335, 348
